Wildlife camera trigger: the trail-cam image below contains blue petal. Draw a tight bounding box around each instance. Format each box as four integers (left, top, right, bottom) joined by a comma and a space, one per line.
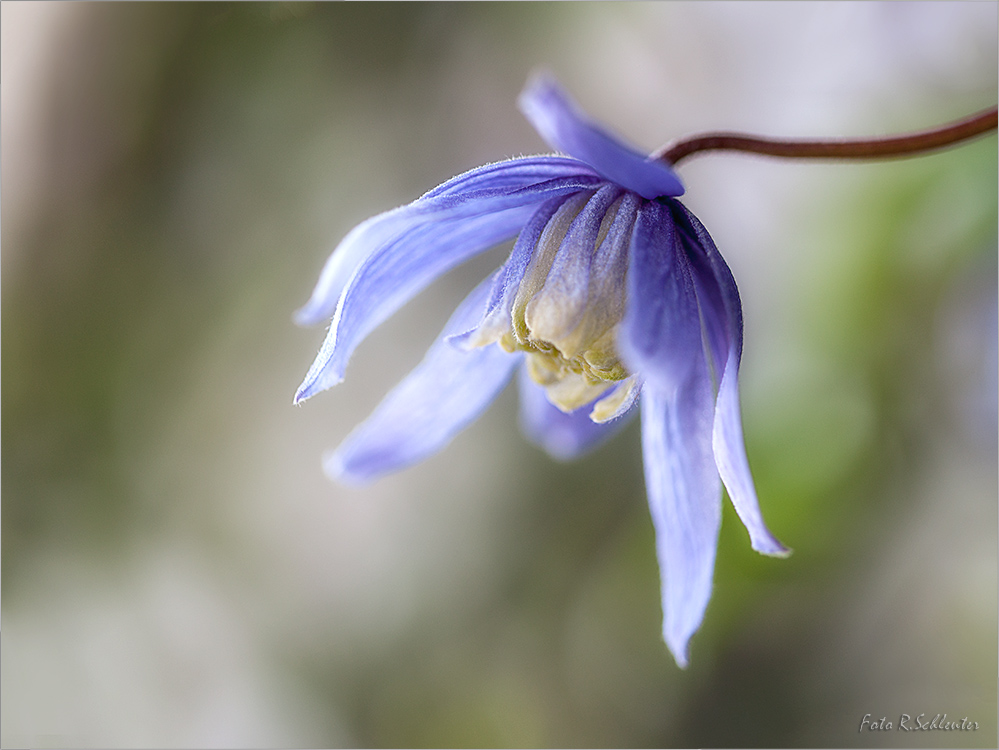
327, 274, 520, 484
619, 198, 724, 665
517, 366, 634, 460
424, 155, 601, 198
295, 157, 602, 327
641, 375, 721, 669
518, 74, 684, 200
669, 201, 789, 557
618, 200, 703, 395
295, 172, 603, 403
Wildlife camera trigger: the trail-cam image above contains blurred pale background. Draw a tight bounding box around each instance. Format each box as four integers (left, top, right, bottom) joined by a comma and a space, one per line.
2, 2, 996, 747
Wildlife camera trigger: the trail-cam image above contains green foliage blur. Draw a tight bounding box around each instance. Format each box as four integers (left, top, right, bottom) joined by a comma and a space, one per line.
3, 3, 996, 747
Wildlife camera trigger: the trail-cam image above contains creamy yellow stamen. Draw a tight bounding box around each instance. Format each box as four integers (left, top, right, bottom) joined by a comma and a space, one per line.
499, 189, 638, 414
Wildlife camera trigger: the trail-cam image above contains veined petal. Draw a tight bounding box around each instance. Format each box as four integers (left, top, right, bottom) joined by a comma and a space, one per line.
294, 203, 422, 328
328, 274, 520, 484
295, 157, 602, 327
641, 373, 721, 669
518, 74, 684, 200
294, 174, 601, 403
619, 200, 703, 395
518, 366, 633, 460
670, 201, 789, 557
424, 155, 600, 198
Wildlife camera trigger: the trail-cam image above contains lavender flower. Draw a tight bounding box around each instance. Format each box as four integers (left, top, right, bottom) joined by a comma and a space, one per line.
294, 74, 788, 666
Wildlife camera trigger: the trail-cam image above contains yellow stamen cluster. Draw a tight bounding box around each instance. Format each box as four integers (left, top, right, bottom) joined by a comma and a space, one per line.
500, 189, 637, 418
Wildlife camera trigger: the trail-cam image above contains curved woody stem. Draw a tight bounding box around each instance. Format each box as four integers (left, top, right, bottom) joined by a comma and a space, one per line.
655, 106, 997, 166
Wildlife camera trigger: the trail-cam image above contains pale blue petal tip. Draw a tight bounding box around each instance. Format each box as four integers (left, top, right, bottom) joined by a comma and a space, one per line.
293, 368, 344, 405
756, 537, 792, 558
322, 449, 372, 486
663, 606, 701, 670
293, 384, 314, 406
293, 304, 320, 327
666, 637, 691, 670
321, 449, 343, 480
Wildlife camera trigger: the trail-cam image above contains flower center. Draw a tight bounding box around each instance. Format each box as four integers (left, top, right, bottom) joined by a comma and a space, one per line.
502, 187, 641, 418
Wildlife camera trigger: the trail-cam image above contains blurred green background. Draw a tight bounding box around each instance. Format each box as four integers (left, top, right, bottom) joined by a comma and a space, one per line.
2, 2, 996, 747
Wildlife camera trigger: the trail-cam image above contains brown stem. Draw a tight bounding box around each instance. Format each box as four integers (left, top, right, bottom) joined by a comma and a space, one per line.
655, 107, 997, 166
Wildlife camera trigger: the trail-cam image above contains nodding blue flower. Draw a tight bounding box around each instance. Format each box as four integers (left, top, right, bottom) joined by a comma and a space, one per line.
295, 74, 789, 667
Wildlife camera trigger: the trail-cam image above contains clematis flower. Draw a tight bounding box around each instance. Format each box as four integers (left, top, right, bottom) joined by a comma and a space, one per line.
294, 74, 788, 667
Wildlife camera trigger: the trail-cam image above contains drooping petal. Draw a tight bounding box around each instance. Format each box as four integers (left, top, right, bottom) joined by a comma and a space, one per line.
618, 197, 724, 665
327, 274, 520, 484
295, 174, 602, 403
518, 74, 684, 200
517, 366, 634, 460
295, 157, 602, 327
670, 200, 789, 557
641, 374, 721, 669
618, 199, 703, 396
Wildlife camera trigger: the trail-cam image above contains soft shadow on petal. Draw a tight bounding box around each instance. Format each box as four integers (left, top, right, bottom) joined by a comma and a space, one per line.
517, 367, 634, 460
518, 74, 684, 200
295, 157, 602, 327
328, 274, 520, 484
641, 375, 721, 669
295, 174, 603, 403
671, 201, 789, 557
619, 200, 703, 395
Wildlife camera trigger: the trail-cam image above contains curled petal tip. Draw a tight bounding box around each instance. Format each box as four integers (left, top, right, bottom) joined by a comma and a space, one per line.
755, 538, 792, 558
293, 304, 321, 327
294, 372, 343, 405
665, 636, 691, 670
322, 450, 371, 486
